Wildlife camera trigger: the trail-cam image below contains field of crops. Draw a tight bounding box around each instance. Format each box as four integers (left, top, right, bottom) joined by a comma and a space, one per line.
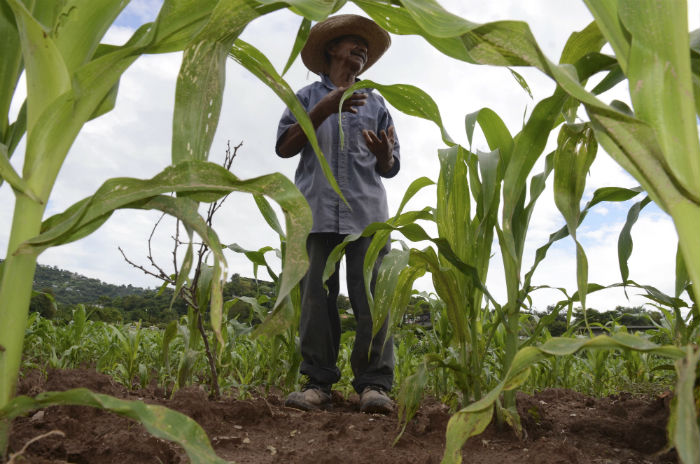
6, 310, 686, 462
1, 0, 699, 463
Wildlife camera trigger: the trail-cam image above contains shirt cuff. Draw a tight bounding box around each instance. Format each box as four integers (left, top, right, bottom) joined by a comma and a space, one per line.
377, 155, 400, 178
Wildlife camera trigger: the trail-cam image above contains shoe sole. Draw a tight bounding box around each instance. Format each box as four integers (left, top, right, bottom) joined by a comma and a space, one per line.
360, 400, 394, 415
284, 397, 332, 411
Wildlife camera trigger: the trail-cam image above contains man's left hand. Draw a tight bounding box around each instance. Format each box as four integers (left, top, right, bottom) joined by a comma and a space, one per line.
363, 125, 395, 175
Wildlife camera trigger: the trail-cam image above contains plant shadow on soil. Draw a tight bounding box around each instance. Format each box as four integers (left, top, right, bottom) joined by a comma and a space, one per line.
8, 368, 678, 464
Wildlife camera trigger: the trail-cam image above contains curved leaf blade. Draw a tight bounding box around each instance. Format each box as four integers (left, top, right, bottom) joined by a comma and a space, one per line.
340, 79, 454, 147
281, 17, 310, 76
0, 388, 228, 464
229, 38, 347, 205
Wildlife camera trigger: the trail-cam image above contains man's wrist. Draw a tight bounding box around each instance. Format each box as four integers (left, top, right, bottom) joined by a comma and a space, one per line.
377, 155, 394, 175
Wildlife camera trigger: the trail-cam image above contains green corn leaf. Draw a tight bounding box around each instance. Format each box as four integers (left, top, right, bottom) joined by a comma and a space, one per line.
675, 244, 689, 298
0, 143, 41, 203
521, 151, 554, 231
209, 258, 224, 352
7, 0, 71, 133
17, 161, 311, 312
88, 75, 120, 122
635, 281, 688, 309
371, 248, 410, 339
256, 0, 340, 21
227, 243, 278, 282
387, 261, 427, 339
436, 145, 471, 268
281, 17, 310, 76
352, 0, 471, 62
552, 123, 597, 310
442, 407, 493, 464
253, 194, 285, 239
371, 1, 534, 67
507, 68, 533, 99
251, 294, 295, 338
0, 388, 228, 464
559, 21, 605, 65
52, 0, 127, 73
501, 92, 568, 268
410, 247, 468, 346
227, 243, 276, 268
618, 196, 651, 284
0, 0, 23, 141
590, 64, 625, 95
377, 0, 700, 305
321, 233, 358, 286
4, 100, 26, 158
553, 124, 598, 223
619, 0, 700, 202
229, 38, 347, 206
391, 176, 435, 221
20, 23, 155, 200
669, 346, 700, 464
477, 149, 500, 220
398, 0, 475, 37
162, 320, 178, 368
168, 0, 289, 163
320, 214, 499, 312
523, 186, 642, 290
148, 0, 216, 54
395, 360, 428, 445
171, 238, 194, 311
558, 21, 605, 121
442, 334, 685, 464
464, 107, 513, 163
583, 0, 630, 73
340, 80, 454, 147
170, 0, 286, 165
361, 229, 392, 312
196, 263, 215, 315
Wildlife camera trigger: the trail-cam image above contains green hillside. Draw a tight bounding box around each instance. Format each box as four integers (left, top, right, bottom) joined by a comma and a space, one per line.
31, 263, 151, 305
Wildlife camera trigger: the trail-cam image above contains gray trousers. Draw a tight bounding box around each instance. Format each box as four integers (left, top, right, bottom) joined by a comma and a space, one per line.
298, 233, 394, 393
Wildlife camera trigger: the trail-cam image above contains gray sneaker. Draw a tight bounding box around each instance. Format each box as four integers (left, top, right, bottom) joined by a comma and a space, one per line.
285, 384, 332, 411
359, 386, 394, 414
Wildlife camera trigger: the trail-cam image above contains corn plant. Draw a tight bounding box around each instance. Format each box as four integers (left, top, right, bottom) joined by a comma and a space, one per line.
312, 0, 700, 461
0, 0, 377, 458
348, 2, 699, 461
112, 322, 144, 389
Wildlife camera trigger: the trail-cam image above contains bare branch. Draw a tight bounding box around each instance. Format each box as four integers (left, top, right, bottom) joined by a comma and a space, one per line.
145, 213, 170, 279
172, 219, 181, 283
119, 247, 174, 284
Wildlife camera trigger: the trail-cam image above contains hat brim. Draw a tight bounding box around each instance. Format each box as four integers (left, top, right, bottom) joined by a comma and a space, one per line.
301, 15, 390, 76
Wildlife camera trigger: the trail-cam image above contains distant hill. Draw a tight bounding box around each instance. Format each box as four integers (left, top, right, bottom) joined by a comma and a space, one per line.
5, 260, 282, 324
30, 262, 152, 305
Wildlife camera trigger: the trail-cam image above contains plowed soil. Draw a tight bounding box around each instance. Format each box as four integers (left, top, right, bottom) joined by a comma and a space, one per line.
8, 368, 677, 463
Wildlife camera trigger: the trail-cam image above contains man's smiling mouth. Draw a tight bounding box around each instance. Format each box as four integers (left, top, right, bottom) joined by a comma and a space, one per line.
351, 50, 367, 63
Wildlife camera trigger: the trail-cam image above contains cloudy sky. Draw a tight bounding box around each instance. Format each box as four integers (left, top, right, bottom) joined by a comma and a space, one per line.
3, 1, 698, 311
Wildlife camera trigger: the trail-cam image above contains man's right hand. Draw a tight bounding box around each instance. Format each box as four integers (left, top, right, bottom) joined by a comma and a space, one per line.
315, 86, 367, 119
277, 87, 367, 158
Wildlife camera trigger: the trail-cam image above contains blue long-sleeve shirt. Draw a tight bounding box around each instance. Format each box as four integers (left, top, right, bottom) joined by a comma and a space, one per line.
276, 74, 401, 234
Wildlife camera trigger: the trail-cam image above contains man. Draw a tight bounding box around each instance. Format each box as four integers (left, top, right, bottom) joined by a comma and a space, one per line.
275, 14, 400, 414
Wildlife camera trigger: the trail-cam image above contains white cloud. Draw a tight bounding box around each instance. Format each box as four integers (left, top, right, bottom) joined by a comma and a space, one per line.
1, 0, 693, 311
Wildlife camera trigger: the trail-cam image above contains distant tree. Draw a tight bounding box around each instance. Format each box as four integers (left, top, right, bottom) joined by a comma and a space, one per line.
29, 289, 57, 319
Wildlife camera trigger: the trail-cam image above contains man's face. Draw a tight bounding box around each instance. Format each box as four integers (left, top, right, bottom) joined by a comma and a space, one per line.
326, 35, 369, 73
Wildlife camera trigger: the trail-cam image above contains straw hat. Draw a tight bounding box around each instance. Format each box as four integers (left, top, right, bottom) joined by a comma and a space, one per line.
301, 14, 391, 75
